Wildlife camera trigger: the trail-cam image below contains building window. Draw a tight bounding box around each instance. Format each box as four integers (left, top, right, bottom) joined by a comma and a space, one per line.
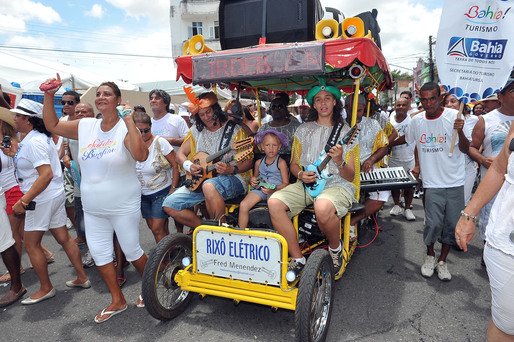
210, 21, 219, 39
188, 22, 203, 38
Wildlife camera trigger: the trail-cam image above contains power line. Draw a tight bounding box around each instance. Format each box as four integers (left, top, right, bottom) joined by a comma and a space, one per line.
0, 45, 172, 59
389, 63, 414, 72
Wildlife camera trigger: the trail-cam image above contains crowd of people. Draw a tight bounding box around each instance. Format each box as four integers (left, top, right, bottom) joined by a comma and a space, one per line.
1, 75, 513, 339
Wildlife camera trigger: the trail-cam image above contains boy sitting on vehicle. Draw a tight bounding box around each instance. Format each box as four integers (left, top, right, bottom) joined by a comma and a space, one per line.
238, 130, 290, 228
268, 83, 356, 275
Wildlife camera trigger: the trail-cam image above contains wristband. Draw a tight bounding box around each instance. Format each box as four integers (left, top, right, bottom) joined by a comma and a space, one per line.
337, 160, 346, 168
182, 160, 193, 173
460, 210, 478, 224
232, 165, 239, 174
297, 170, 303, 179
44, 91, 55, 97
19, 200, 28, 210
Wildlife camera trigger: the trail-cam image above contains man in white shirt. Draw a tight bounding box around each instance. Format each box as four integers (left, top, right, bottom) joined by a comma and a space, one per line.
149, 89, 189, 154
388, 97, 416, 220
293, 98, 310, 123
405, 82, 469, 281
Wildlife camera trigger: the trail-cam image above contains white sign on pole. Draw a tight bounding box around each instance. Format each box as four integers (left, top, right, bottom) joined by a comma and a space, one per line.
435, 0, 514, 103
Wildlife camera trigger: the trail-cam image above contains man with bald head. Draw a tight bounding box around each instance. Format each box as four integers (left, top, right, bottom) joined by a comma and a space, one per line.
388, 97, 416, 220
74, 102, 95, 120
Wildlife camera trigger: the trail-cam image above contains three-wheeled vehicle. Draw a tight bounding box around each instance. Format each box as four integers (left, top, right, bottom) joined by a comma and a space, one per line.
141, 19, 393, 341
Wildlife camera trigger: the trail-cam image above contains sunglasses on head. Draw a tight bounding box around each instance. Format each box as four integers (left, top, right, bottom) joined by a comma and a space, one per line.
138, 128, 151, 134
271, 104, 285, 110
60, 100, 75, 105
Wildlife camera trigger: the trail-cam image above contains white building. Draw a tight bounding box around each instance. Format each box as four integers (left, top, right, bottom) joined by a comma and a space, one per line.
170, 0, 221, 59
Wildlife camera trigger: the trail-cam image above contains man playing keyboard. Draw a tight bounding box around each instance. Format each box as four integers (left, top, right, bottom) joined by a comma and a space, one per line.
345, 94, 389, 240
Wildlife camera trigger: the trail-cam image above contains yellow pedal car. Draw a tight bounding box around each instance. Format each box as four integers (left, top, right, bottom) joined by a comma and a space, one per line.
142, 25, 392, 341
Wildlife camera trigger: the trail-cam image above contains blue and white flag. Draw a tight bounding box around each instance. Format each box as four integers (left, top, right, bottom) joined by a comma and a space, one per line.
435, 0, 514, 103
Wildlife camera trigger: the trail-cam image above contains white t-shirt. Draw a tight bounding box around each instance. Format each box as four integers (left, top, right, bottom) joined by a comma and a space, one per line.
389, 114, 415, 163
78, 118, 140, 215
0, 152, 17, 191
151, 113, 189, 153
15, 130, 64, 203
136, 136, 174, 195
405, 107, 465, 188
479, 109, 514, 178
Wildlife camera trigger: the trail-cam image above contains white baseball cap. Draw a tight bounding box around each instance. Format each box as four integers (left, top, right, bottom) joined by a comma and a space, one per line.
294, 98, 309, 107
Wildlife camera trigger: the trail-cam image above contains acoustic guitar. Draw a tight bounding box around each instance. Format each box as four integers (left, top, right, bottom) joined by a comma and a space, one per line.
185, 137, 254, 191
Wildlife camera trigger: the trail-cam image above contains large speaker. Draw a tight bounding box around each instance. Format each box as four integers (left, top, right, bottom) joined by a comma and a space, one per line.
219, 0, 323, 50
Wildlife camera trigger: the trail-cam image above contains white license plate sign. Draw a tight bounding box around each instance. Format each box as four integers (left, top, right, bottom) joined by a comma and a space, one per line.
195, 229, 282, 285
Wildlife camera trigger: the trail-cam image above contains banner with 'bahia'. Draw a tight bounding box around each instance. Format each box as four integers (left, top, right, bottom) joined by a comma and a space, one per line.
435, 0, 513, 103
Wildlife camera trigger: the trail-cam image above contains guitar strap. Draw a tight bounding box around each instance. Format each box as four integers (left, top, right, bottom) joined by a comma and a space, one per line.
323, 123, 344, 153
219, 120, 237, 150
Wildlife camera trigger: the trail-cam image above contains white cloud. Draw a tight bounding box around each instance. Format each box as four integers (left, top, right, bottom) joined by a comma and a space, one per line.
0, 14, 27, 35
5, 34, 56, 50
85, 4, 105, 19
106, 0, 169, 24
0, 0, 61, 24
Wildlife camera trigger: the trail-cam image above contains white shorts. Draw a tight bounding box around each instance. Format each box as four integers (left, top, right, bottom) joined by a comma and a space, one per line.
84, 210, 144, 266
368, 190, 390, 202
484, 243, 514, 335
0, 194, 15, 253
24, 193, 67, 232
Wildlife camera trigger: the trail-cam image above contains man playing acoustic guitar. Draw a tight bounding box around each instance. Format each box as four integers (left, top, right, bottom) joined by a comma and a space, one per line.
162, 91, 253, 232
268, 83, 356, 275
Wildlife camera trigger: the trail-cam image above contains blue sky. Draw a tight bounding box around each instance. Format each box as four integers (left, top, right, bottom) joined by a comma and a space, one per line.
0, 0, 445, 83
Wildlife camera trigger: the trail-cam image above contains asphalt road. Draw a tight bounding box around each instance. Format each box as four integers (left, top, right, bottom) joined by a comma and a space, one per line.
0, 197, 490, 342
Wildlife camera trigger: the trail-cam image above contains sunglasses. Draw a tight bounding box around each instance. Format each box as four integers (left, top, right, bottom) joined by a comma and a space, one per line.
138, 128, 151, 134
271, 104, 285, 110
60, 100, 76, 105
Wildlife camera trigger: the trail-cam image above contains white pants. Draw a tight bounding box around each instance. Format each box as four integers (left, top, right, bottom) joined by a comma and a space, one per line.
484, 243, 514, 335
84, 210, 144, 266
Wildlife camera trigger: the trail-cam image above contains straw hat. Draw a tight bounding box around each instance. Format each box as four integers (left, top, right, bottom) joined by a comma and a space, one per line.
0, 107, 16, 129
10, 99, 43, 119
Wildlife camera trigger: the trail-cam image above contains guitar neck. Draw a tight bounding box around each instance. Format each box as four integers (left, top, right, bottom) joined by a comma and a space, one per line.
206, 155, 237, 173
206, 145, 232, 164
317, 155, 333, 173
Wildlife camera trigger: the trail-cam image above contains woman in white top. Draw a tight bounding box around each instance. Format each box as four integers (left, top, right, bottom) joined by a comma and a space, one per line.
133, 111, 179, 243
456, 118, 514, 341
8, 99, 89, 305
42, 76, 149, 323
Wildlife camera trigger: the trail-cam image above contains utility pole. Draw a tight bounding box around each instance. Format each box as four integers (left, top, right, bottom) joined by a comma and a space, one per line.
428, 35, 435, 82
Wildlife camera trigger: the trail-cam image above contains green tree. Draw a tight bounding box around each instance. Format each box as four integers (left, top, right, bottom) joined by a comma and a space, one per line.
391, 69, 412, 80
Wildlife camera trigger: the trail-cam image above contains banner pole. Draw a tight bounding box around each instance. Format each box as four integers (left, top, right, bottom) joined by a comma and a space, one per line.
448, 101, 465, 157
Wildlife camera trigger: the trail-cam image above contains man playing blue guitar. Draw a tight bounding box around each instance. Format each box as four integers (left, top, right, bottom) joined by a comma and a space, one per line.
269, 82, 357, 275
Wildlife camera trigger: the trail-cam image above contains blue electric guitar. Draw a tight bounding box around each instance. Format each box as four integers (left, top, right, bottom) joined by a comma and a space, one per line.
303, 124, 359, 197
